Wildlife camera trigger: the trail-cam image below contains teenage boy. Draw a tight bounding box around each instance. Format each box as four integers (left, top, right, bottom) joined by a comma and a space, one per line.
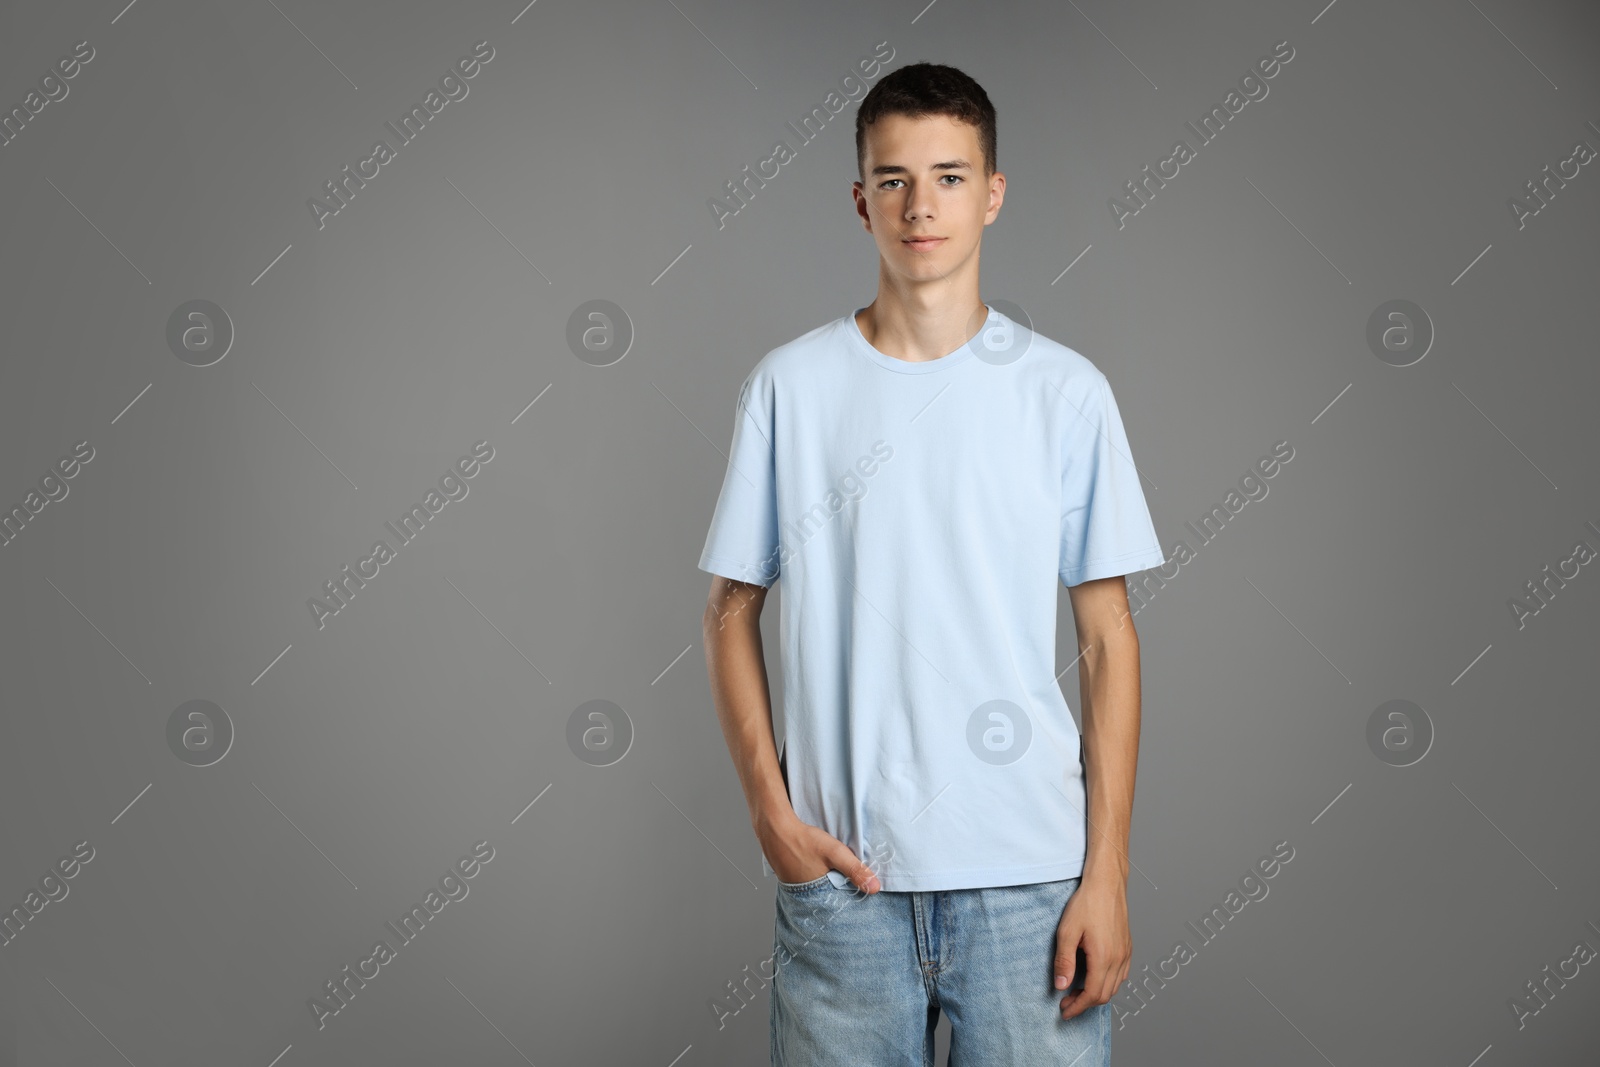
698, 61, 1165, 1066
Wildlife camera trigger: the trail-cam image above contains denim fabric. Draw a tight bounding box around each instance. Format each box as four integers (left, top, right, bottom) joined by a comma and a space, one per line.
770, 874, 1112, 1066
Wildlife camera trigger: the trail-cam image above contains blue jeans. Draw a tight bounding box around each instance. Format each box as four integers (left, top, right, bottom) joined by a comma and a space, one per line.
770, 874, 1112, 1065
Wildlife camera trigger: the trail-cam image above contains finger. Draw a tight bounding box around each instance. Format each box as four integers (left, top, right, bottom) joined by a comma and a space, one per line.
838, 851, 881, 893
1052, 928, 1082, 991
1109, 959, 1131, 1004
1097, 952, 1131, 1006
1084, 947, 1113, 1005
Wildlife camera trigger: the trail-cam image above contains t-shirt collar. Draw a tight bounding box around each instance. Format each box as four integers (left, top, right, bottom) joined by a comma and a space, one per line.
843, 304, 993, 374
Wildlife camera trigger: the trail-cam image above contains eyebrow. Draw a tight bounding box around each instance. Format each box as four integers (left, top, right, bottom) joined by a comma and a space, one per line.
868, 159, 973, 177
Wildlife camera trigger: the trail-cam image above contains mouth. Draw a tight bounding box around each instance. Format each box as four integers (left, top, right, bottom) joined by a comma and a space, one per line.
902, 236, 945, 252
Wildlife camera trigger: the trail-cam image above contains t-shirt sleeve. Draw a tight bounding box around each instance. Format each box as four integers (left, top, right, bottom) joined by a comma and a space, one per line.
1059, 373, 1167, 587
697, 370, 782, 587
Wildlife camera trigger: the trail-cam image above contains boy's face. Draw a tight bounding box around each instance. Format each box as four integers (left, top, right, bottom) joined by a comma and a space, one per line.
853, 112, 1004, 286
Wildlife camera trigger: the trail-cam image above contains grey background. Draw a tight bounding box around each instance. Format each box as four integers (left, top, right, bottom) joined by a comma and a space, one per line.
1, 0, 1597, 1064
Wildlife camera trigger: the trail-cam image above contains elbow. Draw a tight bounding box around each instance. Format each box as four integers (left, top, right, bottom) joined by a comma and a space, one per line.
702, 601, 726, 641
1078, 618, 1140, 665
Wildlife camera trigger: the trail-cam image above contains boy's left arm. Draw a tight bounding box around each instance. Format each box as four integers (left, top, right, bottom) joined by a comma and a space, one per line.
1054, 574, 1145, 1019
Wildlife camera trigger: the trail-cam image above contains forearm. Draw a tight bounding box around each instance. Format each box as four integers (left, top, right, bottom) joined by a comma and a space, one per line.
703, 603, 794, 833
1076, 626, 1142, 886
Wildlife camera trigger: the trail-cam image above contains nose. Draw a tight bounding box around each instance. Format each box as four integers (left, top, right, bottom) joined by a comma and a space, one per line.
905, 181, 936, 222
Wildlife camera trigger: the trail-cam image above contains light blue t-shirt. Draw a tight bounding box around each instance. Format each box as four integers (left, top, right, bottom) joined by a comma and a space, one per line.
698, 304, 1166, 891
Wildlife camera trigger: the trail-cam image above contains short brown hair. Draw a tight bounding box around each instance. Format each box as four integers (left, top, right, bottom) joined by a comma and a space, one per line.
856, 62, 997, 182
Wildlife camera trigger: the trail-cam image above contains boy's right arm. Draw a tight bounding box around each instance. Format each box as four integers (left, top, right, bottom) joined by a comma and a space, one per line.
702, 575, 882, 894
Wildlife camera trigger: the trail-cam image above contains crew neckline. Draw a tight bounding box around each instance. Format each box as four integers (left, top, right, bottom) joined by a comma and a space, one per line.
844, 304, 995, 374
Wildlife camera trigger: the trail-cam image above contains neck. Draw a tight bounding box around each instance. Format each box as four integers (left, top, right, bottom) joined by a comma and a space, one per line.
856, 286, 987, 364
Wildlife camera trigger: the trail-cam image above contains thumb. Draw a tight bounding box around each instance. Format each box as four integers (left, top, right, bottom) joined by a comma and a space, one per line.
834, 846, 882, 894
1054, 926, 1082, 991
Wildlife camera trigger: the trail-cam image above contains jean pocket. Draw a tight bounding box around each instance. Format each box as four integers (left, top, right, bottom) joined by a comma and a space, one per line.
777, 871, 835, 893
